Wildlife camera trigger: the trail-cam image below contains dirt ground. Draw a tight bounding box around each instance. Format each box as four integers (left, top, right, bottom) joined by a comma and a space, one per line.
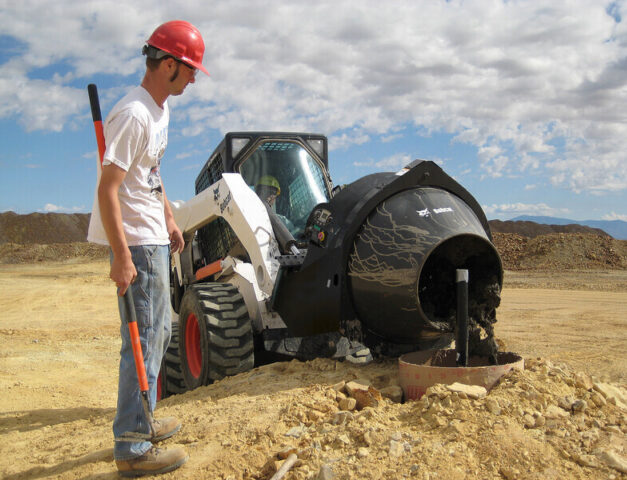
0, 260, 625, 479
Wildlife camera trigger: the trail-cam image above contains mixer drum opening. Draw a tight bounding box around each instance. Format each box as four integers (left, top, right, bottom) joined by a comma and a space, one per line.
347, 186, 502, 344
418, 234, 502, 328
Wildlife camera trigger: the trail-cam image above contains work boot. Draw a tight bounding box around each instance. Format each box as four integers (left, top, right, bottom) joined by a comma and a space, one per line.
151, 417, 181, 442
116, 446, 188, 477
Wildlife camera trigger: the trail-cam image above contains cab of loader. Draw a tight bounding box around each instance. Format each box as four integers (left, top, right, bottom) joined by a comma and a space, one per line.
194, 132, 332, 265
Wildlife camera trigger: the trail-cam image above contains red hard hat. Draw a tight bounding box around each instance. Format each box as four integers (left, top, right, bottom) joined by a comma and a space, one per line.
145, 20, 209, 76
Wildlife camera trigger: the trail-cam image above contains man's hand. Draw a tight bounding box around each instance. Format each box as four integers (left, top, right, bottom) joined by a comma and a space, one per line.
110, 250, 137, 296
168, 223, 185, 254
162, 188, 185, 254
98, 163, 136, 296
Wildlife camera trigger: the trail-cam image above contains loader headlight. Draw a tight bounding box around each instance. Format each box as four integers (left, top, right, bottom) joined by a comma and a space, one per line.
306, 138, 325, 158
231, 137, 250, 158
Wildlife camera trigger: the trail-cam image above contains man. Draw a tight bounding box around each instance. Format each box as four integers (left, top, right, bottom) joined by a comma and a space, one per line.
255, 175, 281, 207
87, 20, 209, 477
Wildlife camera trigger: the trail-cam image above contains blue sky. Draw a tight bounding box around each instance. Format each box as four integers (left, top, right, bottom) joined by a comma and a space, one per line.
1, 0, 626, 222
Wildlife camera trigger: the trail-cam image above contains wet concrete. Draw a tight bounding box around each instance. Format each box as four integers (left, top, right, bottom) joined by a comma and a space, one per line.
466, 277, 501, 364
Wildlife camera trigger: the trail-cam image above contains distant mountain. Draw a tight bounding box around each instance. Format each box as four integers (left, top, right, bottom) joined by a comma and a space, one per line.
510, 215, 627, 240
489, 219, 608, 238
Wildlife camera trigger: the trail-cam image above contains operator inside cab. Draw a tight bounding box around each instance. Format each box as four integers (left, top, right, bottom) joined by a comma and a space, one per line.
255, 175, 281, 208
254, 175, 296, 233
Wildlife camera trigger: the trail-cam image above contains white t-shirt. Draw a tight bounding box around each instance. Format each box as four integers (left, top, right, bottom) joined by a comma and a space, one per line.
88, 86, 170, 246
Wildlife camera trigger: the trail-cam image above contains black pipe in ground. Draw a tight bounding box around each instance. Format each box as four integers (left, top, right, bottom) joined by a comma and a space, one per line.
456, 269, 469, 367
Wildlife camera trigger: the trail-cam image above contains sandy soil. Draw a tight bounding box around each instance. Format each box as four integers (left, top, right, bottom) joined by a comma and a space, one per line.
0, 261, 625, 479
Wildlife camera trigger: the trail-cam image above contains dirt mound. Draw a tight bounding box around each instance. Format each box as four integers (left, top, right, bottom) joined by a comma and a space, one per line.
489, 219, 609, 238
0, 242, 108, 264
493, 233, 627, 270
1, 212, 626, 270
2, 235, 625, 271
0, 211, 90, 244
147, 356, 626, 480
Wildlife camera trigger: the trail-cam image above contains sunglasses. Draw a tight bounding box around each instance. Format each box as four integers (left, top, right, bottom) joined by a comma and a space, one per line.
174, 58, 198, 77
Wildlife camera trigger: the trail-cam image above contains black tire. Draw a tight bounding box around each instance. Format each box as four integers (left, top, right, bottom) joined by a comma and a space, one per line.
170, 267, 183, 314
163, 321, 188, 397
157, 321, 188, 400
178, 283, 254, 388
157, 358, 166, 402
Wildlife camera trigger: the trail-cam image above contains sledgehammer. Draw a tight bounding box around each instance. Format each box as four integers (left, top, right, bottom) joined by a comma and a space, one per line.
122, 289, 157, 438
87, 83, 156, 439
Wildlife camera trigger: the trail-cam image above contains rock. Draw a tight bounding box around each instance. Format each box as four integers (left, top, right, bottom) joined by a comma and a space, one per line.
425, 384, 450, 399
572, 399, 587, 413
574, 372, 594, 390
380, 385, 404, 403
596, 450, 627, 474
338, 397, 357, 411
574, 454, 598, 468
533, 413, 546, 427
546, 427, 567, 437
345, 380, 383, 410
545, 405, 570, 419
352, 387, 382, 410
278, 447, 298, 459
500, 467, 521, 480
446, 420, 468, 435
335, 391, 347, 401
331, 381, 346, 392
345, 380, 370, 395
285, 425, 307, 438
337, 434, 351, 446
332, 411, 353, 425
590, 391, 607, 407
260, 458, 283, 476
446, 383, 487, 399
485, 398, 501, 415
522, 414, 536, 428
389, 439, 405, 457
594, 383, 627, 410
307, 409, 325, 422
425, 411, 447, 428
357, 447, 369, 458
558, 395, 575, 410
315, 464, 335, 480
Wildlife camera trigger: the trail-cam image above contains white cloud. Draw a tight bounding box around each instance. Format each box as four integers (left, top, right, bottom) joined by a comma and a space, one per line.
329, 131, 371, 151
602, 211, 627, 221
482, 202, 570, 218
43, 203, 85, 213
375, 153, 413, 170
1, 0, 626, 194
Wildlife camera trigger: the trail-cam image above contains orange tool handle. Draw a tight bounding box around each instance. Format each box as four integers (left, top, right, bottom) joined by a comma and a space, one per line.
87, 84, 150, 396
123, 290, 150, 393
87, 83, 106, 167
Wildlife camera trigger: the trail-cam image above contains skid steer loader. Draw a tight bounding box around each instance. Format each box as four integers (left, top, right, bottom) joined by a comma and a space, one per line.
158, 132, 502, 398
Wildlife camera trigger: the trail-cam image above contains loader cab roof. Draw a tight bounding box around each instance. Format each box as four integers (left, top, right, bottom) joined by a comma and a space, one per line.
196, 132, 328, 190
206, 132, 327, 172
195, 132, 332, 241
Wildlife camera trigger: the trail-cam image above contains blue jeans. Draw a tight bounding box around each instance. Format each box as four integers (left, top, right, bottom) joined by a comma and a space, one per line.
112, 245, 172, 461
